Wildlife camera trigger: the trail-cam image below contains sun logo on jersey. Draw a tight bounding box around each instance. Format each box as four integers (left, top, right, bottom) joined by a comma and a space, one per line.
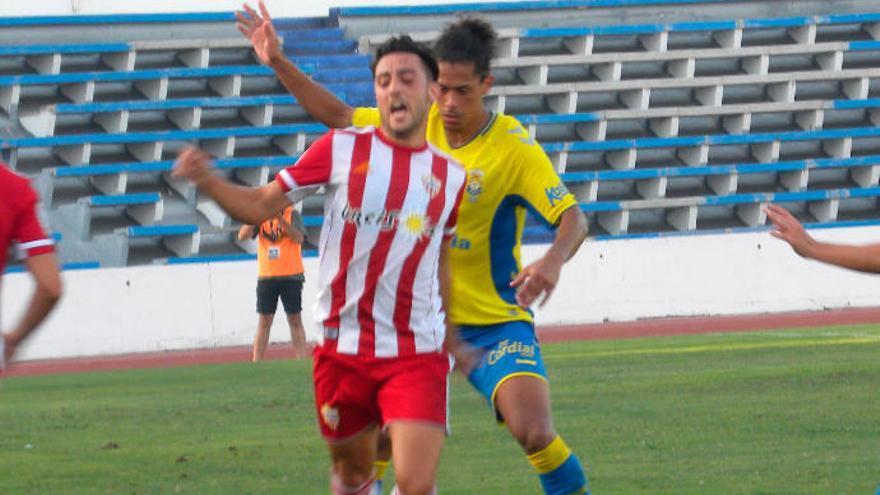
402, 212, 432, 239
466, 169, 484, 203
421, 174, 441, 198
320, 403, 339, 430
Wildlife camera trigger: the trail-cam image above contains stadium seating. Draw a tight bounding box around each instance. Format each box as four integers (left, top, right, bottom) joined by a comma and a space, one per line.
3, 2, 880, 268
358, 12, 880, 58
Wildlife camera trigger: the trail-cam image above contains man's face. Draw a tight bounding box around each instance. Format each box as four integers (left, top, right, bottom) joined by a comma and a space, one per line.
374, 52, 433, 143
434, 61, 493, 133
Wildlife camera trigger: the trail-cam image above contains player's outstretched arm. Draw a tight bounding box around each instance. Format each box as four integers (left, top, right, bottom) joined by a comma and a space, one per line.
3, 252, 62, 363
511, 206, 588, 308
173, 146, 290, 226
236, 0, 354, 128
766, 203, 880, 273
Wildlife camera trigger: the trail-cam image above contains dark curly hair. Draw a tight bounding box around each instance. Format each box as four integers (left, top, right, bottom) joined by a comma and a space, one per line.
433, 17, 497, 78
370, 35, 439, 81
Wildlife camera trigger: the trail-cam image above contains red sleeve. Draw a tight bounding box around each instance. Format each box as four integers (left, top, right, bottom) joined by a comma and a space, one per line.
443, 172, 466, 238
275, 131, 334, 197
14, 182, 54, 258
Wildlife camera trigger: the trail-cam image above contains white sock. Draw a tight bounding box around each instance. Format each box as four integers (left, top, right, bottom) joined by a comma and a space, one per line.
390, 485, 436, 495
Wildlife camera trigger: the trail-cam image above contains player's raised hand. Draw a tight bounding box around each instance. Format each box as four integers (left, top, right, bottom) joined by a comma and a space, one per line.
510, 251, 564, 309
765, 203, 817, 257
173, 146, 215, 187
235, 0, 283, 65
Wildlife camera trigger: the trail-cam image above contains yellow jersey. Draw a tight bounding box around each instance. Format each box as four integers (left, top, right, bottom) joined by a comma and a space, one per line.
353, 104, 577, 325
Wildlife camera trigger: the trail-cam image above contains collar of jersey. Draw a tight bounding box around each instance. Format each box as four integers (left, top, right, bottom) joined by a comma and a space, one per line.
449, 111, 497, 150
375, 127, 429, 152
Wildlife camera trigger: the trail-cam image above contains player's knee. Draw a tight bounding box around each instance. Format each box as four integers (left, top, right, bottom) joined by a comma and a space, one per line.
331, 467, 375, 495
393, 475, 436, 495
333, 459, 375, 488
516, 424, 556, 454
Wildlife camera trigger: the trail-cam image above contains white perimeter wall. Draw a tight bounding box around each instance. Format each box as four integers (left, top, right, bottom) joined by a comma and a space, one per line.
4, 226, 880, 361
0, 0, 524, 18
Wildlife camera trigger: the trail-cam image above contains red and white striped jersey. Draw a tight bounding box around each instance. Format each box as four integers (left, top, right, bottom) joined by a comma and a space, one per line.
276, 126, 466, 358
1, 164, 55, 319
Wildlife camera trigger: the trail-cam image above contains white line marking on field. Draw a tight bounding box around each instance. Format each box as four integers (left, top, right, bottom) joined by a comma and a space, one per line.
545, 335, 880, 360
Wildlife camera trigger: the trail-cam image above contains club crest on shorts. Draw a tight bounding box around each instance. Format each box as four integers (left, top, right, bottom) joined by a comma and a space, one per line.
320, 403, 340, 430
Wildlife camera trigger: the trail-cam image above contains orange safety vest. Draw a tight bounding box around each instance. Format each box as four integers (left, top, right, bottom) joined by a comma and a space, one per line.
257, 207, 304, 278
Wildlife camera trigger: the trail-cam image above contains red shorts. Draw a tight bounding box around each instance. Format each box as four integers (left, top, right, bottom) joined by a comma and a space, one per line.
312, 346, 450, 441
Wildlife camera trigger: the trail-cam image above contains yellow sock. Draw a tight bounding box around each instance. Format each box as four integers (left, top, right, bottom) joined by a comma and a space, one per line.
374, 460, 390, 480
526, 436, 571, 474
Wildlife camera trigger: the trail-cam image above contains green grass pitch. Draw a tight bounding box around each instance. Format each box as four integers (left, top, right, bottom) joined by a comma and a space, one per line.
2, 324, 878, 494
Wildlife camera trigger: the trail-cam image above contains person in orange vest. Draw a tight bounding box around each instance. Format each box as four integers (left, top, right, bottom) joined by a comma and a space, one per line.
238, 206, 309, 361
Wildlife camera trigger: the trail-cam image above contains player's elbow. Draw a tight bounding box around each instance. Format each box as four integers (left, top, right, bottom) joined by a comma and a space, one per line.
248, 183, 290, 225
27, 254, 63, 304
565, 207, 589, 238
38, 275, 63, 304
327, 106, 355, 129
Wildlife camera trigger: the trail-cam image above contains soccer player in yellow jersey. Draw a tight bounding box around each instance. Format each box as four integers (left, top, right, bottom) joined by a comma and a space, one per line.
238, 3, 589, 494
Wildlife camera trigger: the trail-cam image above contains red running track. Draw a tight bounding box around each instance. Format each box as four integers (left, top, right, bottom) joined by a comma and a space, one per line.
5, 306, 880, 378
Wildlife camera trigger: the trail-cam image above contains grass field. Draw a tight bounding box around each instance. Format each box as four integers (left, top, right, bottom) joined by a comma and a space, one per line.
2, 324, 879, 494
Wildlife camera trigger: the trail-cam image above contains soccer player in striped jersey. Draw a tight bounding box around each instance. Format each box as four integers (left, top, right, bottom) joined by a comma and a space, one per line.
174, 36, 467, 495
1, 163, 63, 370
237, 3, 590, 494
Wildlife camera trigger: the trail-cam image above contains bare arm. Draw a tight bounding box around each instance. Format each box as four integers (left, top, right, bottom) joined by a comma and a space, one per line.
803, 243, 880, 273
439, 238, 478, 373
766, 203, 880, 273
267, 58, 354, 129
546, 206, 589, 263
173, 147, 291, 225
237, 224, 257, 241
4, 252, 62, 362
439, 237, 459, 346
439, 237, 453, 320
236, 1, 354, 128
510, 205, 588, 308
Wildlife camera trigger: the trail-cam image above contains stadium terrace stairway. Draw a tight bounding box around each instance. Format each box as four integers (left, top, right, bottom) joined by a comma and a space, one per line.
2, 1, 880, 269
0, 11, 370, 268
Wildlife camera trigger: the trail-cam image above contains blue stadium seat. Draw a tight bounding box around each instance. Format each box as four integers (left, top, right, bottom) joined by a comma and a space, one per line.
55, 192, 163, 240
4, 4, 880, 265
125, 223, 200, 260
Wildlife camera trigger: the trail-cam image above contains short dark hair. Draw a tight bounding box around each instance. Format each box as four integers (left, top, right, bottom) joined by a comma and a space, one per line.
370, 35, 439, 81
433, 17, 497, 78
